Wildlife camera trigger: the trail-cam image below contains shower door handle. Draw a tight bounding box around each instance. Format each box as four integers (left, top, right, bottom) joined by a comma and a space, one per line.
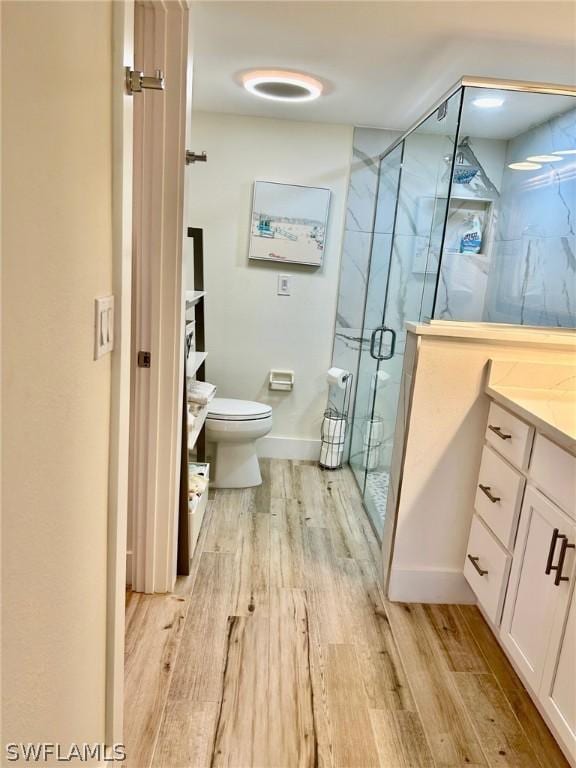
381, 327, 396, 360
369, 326, 396, 361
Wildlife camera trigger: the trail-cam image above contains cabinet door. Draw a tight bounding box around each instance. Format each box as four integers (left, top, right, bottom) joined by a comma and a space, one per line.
500, 485, 576, 692
540, 573, 576, 760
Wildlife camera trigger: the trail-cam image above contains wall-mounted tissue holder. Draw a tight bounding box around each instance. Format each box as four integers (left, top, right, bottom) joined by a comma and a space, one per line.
269, 369, 295, 391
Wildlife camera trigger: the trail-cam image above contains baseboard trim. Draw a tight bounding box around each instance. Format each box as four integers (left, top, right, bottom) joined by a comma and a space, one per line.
257, 436, 321, 461
125, 551, 132, 588
388, 567, 476, 604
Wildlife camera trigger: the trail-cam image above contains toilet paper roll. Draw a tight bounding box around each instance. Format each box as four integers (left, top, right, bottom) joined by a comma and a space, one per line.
327, 367, 350, 390
320, 440, 344, 469
321, 416, 346, 442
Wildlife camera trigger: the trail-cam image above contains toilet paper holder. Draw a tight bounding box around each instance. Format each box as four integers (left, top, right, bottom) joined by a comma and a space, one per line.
320, 371, 354, 470
269, 369, 295, 391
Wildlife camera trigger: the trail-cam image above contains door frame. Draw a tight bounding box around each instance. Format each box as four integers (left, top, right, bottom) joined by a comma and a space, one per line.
106, 0, 134, 746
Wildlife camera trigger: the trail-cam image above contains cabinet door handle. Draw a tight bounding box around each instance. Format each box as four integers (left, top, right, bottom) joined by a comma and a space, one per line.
545, 528, 565, 575
488, 424, 512, 440
467, 555, 488, 576
554, 537, 575, 586
478, 484, 501, 503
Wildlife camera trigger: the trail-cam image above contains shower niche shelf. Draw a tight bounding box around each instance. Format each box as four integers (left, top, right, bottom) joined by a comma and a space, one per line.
413, 194, 494, 272
444, 196, 494, 258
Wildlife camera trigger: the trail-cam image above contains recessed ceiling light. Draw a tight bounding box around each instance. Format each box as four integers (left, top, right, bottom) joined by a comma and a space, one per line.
526, 154, 562, 163
552, 149, 576, 156
242, 70, 323, 102
472, 96, 505, 109
508, 161, 542, 170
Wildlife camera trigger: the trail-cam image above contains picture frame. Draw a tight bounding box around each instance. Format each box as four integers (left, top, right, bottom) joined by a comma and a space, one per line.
248, 180, 331, 267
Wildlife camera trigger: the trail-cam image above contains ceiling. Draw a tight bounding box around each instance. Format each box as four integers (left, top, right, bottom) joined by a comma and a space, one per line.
190, 1, 576, 131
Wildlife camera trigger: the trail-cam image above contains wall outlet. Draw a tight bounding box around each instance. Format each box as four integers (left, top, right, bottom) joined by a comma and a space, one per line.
94, 295, 114, 359
277, 274, 291, 296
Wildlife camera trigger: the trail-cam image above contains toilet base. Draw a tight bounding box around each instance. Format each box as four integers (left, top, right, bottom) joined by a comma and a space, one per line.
212, 440, 263, 489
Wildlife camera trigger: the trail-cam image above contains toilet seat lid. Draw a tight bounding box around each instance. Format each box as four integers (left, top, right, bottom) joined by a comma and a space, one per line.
207, 398, 272, 421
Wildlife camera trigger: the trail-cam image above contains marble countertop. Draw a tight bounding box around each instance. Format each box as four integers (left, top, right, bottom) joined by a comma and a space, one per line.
406, 321, 576, 349
486, 360, 576, 454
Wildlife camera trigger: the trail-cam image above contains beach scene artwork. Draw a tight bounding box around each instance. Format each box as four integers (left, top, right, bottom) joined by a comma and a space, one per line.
249, 181, 331, 266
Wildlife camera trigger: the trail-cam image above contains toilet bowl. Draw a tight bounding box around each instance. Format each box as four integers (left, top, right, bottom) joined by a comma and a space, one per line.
206, 398, 272, 488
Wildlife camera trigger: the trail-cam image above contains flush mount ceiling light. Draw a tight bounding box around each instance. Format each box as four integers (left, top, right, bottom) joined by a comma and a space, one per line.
552, 149, 576, 156
471, 96, 505, 109
242, 70, 323, 102
508, 161, 542, 170
526, 154, 562, 163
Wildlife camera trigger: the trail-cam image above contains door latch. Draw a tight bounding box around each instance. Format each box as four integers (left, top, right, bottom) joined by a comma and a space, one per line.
185, 151, 208, 165
137, 351, 151, 368
125, 67, 164, 94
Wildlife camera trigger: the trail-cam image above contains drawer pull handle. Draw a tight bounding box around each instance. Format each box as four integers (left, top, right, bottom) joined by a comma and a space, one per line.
545, 528, 565, 575
554, 537, 575, 586
467, 555, 488, 577
479, 484, 501, 503
488, 424, 512, 440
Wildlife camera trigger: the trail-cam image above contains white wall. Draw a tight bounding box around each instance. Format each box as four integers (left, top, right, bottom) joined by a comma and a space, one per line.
188, 112, 353, 456
2, 1, 113, 750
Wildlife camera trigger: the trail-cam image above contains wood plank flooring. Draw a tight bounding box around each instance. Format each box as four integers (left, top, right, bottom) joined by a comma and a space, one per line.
124, 459, 569, 768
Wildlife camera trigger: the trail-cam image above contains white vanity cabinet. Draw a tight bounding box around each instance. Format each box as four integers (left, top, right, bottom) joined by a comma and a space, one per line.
464, 399, 576, 763
542, 579, 576, 758
500, 486, 575, 692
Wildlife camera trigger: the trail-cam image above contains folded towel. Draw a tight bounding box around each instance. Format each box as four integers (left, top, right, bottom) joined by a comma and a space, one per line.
189, 474, 208, 498
187, 380, 216, 406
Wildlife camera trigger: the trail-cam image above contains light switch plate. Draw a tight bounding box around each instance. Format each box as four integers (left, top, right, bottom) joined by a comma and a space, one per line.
277, 274, 291, 296
94, 295, 114, 359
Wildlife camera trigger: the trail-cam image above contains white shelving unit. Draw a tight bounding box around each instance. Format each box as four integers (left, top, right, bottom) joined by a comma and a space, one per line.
179, 227, 209, 575
185, 289, 206, 306
186, 350, 208, 377
187, 404, 208, 448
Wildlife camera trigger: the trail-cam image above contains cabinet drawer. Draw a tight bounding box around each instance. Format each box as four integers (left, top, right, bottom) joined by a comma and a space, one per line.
530, 433, 576, 519
464, 514, 512, 626
475, 445, 525, 550
485, 402, 534, 470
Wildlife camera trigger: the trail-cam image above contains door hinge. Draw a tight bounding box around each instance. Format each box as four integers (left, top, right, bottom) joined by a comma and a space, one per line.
437, 100, 448, 121
185, 151, 208, 165
137, 351, 151, 368
125, 67, 164, 94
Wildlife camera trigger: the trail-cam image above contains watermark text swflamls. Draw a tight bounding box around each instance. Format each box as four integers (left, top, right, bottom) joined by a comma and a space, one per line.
5, 743, 126, 762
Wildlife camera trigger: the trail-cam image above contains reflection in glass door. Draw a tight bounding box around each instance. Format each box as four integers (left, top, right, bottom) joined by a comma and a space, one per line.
350, 91, 462, 537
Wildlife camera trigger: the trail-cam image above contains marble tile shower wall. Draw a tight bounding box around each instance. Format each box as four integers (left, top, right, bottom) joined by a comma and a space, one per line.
484, 107, 576, 328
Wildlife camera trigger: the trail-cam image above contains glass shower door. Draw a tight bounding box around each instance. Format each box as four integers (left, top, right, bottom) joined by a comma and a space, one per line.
351, 91, 462, 537
349, 144, 402, 504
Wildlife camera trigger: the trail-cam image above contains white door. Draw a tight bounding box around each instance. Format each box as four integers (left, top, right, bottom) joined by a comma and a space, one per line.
540, 561, 576, 760
500, 485, 576, 692
129, 0, 191, 593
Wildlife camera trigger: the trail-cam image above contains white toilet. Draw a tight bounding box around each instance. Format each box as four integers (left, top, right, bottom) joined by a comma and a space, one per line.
206, 398, 272, 488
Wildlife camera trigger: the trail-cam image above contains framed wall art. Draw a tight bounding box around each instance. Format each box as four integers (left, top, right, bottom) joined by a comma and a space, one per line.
248, 180, 331, 267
